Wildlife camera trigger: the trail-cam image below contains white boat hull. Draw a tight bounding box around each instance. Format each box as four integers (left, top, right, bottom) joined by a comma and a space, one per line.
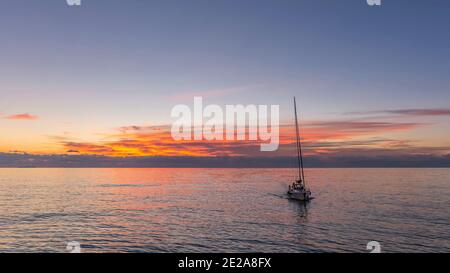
287, 190, 312, 201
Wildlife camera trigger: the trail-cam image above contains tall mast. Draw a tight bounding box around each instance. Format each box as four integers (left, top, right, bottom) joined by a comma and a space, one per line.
294, 97, 305, 185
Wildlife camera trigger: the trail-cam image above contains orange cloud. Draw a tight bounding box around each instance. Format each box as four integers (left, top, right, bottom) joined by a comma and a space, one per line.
6, 113, 39, 120
57, 119, 429, 158
295, 121, 422, 142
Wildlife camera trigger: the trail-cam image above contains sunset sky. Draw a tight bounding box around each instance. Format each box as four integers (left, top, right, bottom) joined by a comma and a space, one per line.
0, 0, 449, 166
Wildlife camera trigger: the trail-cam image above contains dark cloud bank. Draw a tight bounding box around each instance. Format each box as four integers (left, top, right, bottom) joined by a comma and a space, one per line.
1, 153, 449, 168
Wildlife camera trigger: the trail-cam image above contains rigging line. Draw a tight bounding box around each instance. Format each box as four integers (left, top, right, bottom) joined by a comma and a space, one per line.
293, 97, 303, 183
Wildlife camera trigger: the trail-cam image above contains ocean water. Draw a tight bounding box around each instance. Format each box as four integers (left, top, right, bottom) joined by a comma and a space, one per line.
0, 168, 449, 253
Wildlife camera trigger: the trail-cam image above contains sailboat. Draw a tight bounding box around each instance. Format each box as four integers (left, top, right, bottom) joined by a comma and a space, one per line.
287, 97, 313, 201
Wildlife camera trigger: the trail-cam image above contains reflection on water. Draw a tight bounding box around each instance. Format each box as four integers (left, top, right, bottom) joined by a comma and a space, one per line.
0, 168, 449, 253
290, 200, 310, 218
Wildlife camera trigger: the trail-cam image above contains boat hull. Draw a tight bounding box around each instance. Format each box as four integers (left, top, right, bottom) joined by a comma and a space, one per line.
287, 191, 312, 201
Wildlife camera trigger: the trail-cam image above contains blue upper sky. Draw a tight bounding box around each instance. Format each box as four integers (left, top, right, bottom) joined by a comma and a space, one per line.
0, 0, 449, 157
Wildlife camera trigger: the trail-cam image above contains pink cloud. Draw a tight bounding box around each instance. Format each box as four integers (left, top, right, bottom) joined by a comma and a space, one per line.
346, 108, 450, 116
166, 85, 259, 102
6, 113, 39, 120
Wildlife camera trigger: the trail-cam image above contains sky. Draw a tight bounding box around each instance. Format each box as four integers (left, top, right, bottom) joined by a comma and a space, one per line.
0, 0, 449, 166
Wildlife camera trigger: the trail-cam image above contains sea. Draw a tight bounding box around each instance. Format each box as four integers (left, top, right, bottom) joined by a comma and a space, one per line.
0, 168, 448, 253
